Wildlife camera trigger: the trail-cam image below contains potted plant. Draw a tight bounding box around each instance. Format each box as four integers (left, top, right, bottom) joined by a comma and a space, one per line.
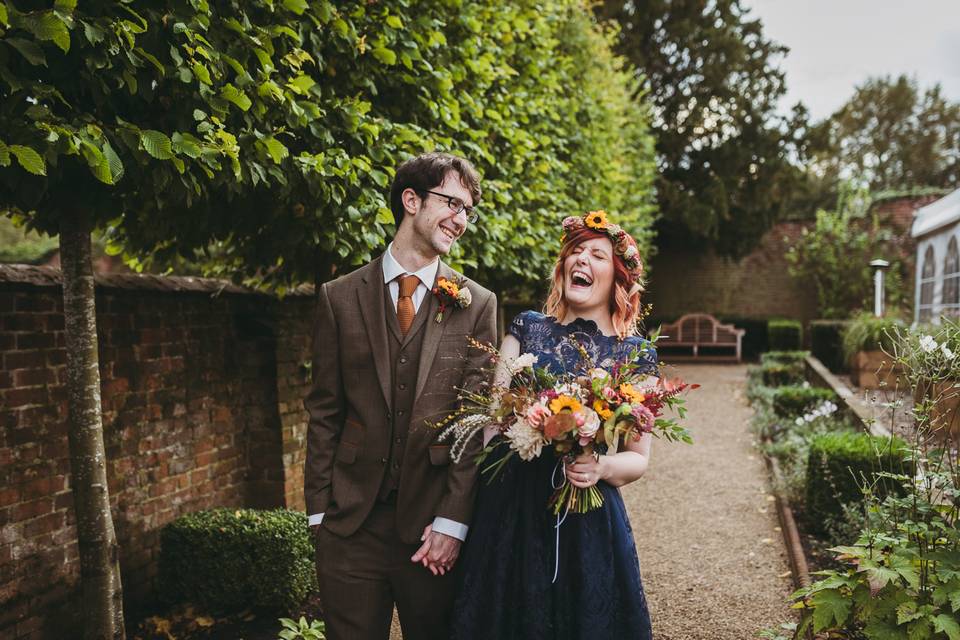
841, 313, 906, 389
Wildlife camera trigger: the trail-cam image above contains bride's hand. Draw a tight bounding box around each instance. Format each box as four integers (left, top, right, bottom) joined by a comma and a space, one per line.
565, 451, 606, 488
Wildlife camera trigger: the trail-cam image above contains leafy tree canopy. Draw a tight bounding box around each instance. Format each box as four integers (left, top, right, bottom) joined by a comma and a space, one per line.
0, 0, 658, 296
597, 0, 803, 258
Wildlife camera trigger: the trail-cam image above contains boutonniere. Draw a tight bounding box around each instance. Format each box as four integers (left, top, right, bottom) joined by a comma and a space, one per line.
432, 276, 472, 323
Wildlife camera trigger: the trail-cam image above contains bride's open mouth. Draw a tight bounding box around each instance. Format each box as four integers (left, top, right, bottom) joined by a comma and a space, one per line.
569, 269, 593, 289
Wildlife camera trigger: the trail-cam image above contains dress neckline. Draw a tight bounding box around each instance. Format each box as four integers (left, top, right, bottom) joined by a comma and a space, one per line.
548, 314, 619, 339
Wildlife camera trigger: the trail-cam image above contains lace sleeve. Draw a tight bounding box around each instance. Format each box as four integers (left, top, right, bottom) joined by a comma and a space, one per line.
507, 310, 532, 344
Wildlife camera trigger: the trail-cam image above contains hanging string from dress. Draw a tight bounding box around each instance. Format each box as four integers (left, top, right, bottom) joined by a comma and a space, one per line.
551, 458, 572, 583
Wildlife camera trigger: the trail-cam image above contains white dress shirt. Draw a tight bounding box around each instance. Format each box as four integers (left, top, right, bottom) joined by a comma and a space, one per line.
309, 244, 469, 542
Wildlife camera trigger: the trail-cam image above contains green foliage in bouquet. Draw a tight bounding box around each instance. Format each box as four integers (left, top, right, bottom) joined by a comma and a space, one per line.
160, 508, 316, 612
771, 385, 836, 417
804, 432, 913, 536
768, 320, 803, 351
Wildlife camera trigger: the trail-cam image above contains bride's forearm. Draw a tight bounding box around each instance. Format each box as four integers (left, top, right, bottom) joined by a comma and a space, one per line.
598, 450, 649, 487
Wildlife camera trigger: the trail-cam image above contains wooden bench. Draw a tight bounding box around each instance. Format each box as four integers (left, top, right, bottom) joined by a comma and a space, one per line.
652, 313, 745, 362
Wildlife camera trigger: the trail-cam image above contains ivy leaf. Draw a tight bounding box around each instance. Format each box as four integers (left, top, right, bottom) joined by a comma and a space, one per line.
220, 84, 252, 111
6, 38, 47, 66
934, 615, 960, 640
9, 145, 47, 175
811, 589, 851, 632
140, 130, 174, 160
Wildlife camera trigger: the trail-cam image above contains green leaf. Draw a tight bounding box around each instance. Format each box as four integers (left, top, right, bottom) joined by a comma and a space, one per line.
331, 18, 348, 38
30, 12, 70, 52
140, 130, 174, 160
811, 589, 851, 632
192, 62, 212, 85
192, 109, 207, 121
220, 84, 252, 111
282, 0, 308, 15
6, 38, 47, 66
0, 140, 9, 166
102, 141, 124, 182
262, 138, 289, 164
935, 615, 960, 640
385, 15, 403, 29
287, 74, 315, 95
9, 145, 46, 175
371, 46, 397, 66
0, 3, 8, 27
172, 133, 202, 159
54, 0, 77, 11
82, 20, 105, 44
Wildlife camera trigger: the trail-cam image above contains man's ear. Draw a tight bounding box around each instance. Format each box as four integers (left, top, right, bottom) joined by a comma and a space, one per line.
401, 188, 421, 218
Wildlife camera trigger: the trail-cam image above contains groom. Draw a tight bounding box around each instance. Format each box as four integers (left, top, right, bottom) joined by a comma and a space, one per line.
304, 152, 498, 640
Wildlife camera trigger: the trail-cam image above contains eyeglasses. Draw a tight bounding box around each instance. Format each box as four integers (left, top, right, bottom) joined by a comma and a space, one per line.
421, 190, 479, 224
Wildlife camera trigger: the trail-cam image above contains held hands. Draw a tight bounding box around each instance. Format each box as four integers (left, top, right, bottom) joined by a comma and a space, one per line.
411, 524, 461, 576
565, 450, 607, 489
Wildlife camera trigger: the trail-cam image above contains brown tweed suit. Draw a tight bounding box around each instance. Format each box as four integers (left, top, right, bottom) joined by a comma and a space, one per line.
304, 253, 497, 640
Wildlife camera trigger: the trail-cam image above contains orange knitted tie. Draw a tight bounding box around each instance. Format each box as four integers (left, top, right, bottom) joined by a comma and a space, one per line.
396, 274, 420, 336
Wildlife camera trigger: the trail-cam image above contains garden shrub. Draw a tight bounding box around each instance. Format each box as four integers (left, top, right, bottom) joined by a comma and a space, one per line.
771, 385, 836, 417
804, 432, 912, 536
809, 320, 849, 373
760, 350, 809, 365
760, 361, 805, 387
159, 508, 316, 612
718, 316, 768, 360
840, 313, 906, 363
767, 319, 802, 351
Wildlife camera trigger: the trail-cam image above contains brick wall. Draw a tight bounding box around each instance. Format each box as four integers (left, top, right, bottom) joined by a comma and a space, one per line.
645, 196, 938, 325
0, 265, 313, 639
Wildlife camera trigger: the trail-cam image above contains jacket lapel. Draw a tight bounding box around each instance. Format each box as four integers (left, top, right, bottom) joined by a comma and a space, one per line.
414, 262, 452, 401
356, 255, 392, 409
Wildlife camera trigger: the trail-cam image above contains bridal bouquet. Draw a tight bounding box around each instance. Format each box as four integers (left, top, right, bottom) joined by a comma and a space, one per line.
435, 338, 695, 514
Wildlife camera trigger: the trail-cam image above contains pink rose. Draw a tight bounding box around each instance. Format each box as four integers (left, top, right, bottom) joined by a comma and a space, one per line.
525, 403, 551, 429
577, 409, 601, 445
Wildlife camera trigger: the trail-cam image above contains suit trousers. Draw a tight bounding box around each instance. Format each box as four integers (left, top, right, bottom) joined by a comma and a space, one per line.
315, 502, 459, 640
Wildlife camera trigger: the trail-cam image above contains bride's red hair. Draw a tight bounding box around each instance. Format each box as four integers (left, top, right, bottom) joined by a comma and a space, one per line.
543, 226, 646, 339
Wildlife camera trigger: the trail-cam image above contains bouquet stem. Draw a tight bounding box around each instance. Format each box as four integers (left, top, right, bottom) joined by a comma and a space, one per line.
549, 481, 604, 515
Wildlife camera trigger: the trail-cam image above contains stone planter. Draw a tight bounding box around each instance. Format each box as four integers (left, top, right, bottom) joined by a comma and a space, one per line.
850, 350, 905, 390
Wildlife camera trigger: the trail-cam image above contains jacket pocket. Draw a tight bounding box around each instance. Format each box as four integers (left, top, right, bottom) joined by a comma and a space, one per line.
428, 444, 451, 466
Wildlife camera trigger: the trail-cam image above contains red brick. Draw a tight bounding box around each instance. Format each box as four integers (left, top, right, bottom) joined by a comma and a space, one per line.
4, 387, 48, 409
22, 476, 64, 500
15, 332, 55, 350
0, 486, 19, 508
23, 511, 64, 538
12, 368, 55, 387
3, 350, 44, 370
14, 497, 53, 521
14, 295, 56, 313
0, 333, 13, 351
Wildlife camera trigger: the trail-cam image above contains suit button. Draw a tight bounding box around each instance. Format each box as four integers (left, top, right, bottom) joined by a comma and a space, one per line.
380, 457, 387, 464
399, 383, 407, 390
395, 437, 401, 444
397, 410, 405, 417
399, 356, 408, 364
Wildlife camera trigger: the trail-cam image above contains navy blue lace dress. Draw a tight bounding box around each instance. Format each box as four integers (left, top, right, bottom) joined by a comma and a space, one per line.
451, 311, 658, 640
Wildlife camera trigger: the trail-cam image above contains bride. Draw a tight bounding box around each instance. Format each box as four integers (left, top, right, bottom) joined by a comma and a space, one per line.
451, 211, 658, 639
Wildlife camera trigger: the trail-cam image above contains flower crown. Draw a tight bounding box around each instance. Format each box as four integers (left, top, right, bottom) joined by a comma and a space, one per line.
561, 210, 643, 286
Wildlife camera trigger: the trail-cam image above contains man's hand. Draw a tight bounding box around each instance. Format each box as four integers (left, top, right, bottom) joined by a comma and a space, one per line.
410, 524, 461, 576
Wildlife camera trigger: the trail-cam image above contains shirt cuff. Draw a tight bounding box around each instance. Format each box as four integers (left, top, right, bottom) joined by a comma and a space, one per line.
308, 513, 324, 526
432, 517, 468, 541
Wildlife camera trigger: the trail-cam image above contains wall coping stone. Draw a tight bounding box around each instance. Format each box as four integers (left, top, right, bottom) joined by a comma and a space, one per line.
0, 264, 314, 297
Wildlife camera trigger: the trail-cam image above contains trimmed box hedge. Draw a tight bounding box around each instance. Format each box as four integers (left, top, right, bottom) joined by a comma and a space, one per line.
760, 361, 805, 387
718, 316, 768, 360
159, 508, 317, 612
760, 350, 809, 365
771, 385, 837, 417
805, 432, 912, 535
809, 320, 849, 373
768, 319, 803, 351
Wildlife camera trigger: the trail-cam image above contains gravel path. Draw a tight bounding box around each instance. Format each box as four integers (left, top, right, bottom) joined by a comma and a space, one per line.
627, 363, 794, 639
390, 363, 793, 639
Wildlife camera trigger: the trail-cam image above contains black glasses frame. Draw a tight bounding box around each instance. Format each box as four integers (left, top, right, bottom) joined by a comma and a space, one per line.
420, 189, 479, 224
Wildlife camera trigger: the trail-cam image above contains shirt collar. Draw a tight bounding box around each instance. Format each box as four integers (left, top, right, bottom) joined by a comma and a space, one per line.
382, 242, 440, 287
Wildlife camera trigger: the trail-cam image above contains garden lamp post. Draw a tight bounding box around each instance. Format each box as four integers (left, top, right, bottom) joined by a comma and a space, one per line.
870, 259, 890, 317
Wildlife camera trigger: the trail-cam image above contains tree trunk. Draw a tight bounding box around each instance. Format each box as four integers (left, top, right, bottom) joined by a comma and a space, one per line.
59, 212, 125, 640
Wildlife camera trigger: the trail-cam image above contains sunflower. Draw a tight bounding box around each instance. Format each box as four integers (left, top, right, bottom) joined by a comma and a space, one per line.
619, 383, 645, 404
438, 279, 460, 296
593, 399, 613, 420
549, 395, 583, 414
585, 210, 609, 230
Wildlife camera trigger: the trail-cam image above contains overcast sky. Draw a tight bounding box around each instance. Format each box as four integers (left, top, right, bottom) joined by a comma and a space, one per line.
742, 0, 960, 121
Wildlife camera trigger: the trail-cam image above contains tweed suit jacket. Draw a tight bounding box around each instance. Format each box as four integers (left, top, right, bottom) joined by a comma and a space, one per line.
304, 254, 498, 544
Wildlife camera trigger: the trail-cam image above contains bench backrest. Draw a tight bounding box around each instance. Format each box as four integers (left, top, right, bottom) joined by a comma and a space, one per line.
656, 313, 745, 345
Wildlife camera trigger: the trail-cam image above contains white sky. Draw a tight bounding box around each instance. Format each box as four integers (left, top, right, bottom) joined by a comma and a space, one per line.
742, 0, 960, 121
